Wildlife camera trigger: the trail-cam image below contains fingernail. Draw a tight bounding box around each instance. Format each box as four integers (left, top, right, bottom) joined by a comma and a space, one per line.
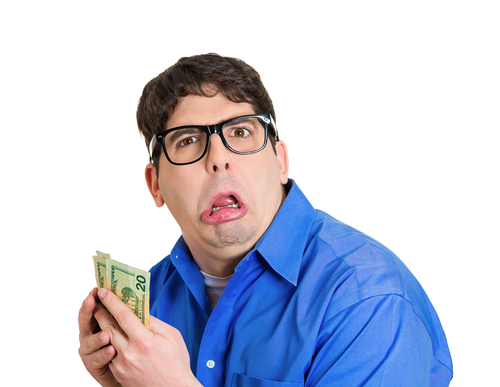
98, 288, 107, 299
98, 332, 103, 341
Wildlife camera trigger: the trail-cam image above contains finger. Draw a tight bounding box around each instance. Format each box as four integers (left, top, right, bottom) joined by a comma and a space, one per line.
149, 315, 178, 337
93, 302, 124, 336
86, 343, 117, 371
148, 315, 162, 333
97, 288, 148, 339
80, 330, 111, 356
148, 316, 186, 349
78, 289, 98, 338
94, 301, 130, 351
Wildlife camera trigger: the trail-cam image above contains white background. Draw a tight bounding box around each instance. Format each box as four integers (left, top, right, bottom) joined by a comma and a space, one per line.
1, 1, 498, 385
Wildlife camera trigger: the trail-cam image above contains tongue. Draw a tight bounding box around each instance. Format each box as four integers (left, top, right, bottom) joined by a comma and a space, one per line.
213, 195, 237, 208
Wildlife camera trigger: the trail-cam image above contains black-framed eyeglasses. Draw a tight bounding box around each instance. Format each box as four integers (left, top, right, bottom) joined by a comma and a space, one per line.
148, 113, 279, 166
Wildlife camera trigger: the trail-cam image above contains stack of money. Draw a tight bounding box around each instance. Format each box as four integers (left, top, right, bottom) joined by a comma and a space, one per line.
92, 251, 151, 328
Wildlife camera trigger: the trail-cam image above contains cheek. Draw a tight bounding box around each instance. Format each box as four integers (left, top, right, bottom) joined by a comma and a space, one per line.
163, 188, 198, 231
158, 160, 201, 211
163, 182, 189, 206
159, 174, 197, 221
243, 154, 282, 200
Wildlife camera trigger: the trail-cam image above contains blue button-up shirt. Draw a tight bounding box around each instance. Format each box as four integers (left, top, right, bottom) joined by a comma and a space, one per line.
150, 180, 453, 386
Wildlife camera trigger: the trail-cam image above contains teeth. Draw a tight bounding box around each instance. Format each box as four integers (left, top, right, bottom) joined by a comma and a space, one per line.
211, 203, 240, 213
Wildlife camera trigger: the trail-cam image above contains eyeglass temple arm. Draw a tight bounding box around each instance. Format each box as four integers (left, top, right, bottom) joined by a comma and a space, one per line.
148, 134, 158, 162
268, 115, 279, 141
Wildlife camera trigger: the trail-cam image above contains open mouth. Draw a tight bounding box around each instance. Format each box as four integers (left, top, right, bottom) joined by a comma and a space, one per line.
211, 194, 239, 213
211, 201, 240, 213
204, 194, 247, 225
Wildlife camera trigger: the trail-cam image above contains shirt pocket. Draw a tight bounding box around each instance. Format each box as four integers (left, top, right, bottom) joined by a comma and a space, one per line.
231, 373, 302, 387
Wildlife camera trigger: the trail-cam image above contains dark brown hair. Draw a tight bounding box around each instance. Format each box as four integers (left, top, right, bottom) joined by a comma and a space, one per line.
136, 53, 277, 169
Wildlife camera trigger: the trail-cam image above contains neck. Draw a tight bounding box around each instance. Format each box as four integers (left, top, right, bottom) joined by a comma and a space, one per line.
189, 245, 247, 277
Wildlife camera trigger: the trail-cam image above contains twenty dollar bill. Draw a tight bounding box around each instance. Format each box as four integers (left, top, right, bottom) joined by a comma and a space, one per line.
92, 251, 151, 328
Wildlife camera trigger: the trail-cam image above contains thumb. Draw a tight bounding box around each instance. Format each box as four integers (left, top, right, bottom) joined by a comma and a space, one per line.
149, 315, 178, 336
148, 315, 163, 333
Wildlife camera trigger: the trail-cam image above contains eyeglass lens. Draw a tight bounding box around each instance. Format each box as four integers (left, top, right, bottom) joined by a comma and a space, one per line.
163, 117, 266, 164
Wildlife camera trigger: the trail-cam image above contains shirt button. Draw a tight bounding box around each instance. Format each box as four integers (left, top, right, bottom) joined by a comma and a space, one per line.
206, 360, 215, 369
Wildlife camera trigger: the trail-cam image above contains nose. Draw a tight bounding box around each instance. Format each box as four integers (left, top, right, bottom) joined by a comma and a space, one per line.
205, 133, 231, 173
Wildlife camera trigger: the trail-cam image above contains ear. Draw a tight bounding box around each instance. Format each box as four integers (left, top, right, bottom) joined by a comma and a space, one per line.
275, 140, 289, 185
145, 163, 165, 208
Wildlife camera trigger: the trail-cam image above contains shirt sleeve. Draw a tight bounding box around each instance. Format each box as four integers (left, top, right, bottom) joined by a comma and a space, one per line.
306, 294, 452, 387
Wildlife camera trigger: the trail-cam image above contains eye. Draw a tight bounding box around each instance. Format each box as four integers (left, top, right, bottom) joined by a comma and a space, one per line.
178, 136, 199, 147
231, 128, 250, 138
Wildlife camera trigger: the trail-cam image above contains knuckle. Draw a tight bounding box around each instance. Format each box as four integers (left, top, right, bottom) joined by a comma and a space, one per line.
115, 309, 131, 325
78, 336, 91, 355
135, 337, 152, 353
113, 361, 126, 379
79, 334, 100, 358
170, 326, 183, 343
121, 350, 136, 367
99, 321, 113, 333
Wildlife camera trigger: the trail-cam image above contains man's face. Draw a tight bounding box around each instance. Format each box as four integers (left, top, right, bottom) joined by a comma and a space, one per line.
146, 93, 289, 276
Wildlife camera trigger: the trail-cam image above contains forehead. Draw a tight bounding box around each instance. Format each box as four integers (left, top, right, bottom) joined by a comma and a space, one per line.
167, 94, 256, 129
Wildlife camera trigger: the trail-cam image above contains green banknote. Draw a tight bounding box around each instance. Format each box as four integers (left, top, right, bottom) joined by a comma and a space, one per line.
92, 251, 151, 328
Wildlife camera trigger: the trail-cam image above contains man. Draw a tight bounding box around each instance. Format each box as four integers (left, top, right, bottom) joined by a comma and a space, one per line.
78, 53, 453, 386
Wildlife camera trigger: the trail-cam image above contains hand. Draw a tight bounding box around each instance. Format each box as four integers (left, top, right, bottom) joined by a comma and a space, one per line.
93, 288, 202, 387
78, 288, 122, 387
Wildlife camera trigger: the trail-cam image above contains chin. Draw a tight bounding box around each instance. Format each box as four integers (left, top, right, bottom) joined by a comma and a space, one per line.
210, 222, 255, 249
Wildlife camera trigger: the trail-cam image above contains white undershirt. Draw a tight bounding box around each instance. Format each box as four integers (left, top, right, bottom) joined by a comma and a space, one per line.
200, 270, 233, 310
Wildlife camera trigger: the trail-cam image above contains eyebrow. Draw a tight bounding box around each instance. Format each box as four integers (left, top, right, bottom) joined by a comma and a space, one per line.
224, 117, 259, 127
167, 127, 205, 142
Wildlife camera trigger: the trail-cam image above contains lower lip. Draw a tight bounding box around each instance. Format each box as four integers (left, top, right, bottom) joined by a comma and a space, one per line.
203, 204, 248, 225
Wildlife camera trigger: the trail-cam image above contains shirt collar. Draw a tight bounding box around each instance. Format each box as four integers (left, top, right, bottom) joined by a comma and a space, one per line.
254, 179, 316, 286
